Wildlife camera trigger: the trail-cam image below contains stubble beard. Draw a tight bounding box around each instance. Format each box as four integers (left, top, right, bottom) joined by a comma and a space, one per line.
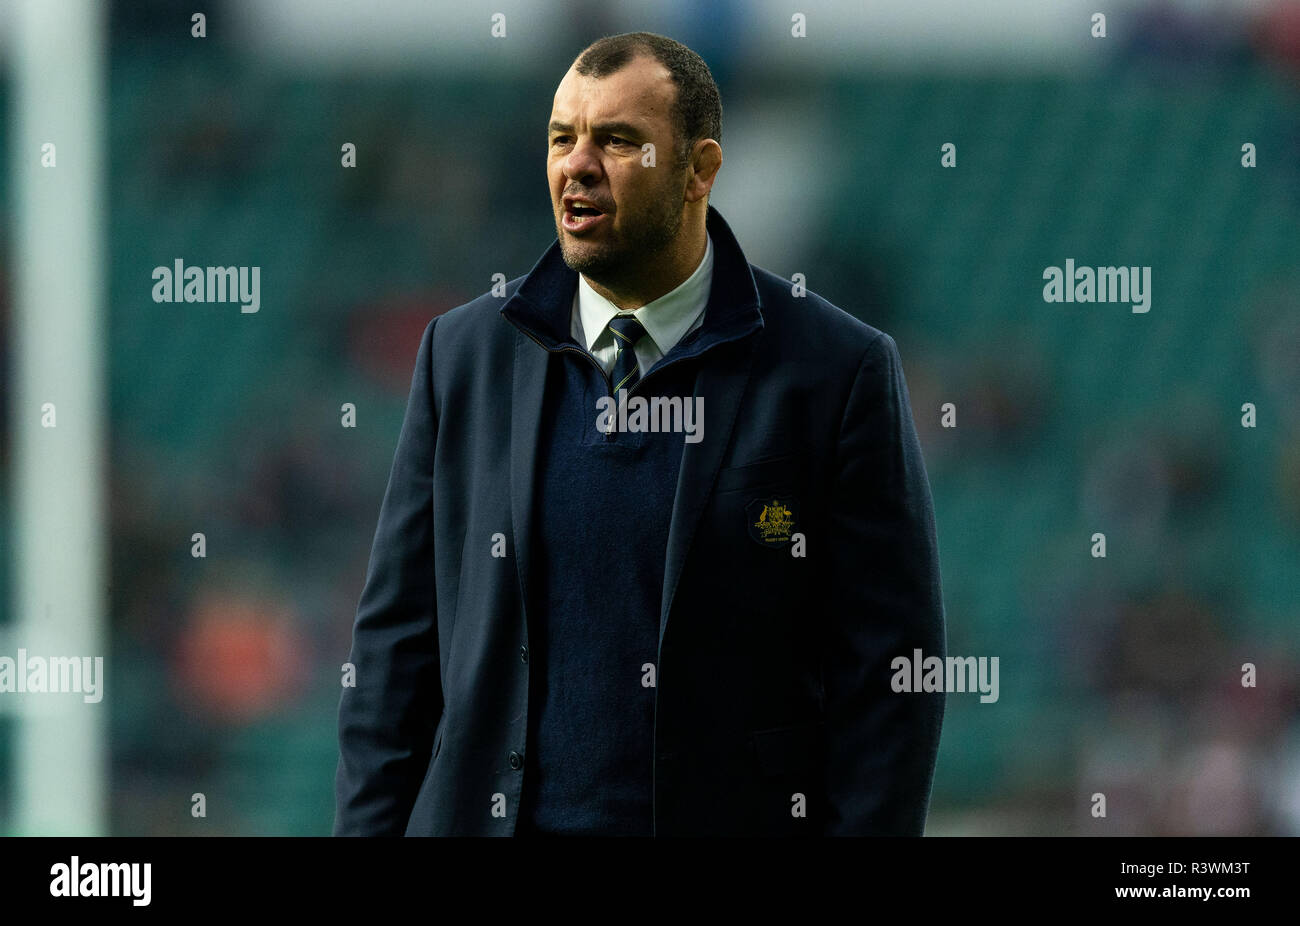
557, 186, 686, 287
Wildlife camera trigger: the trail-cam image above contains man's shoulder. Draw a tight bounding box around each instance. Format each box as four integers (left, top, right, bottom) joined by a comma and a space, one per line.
423, 275, 530, 352
748, 263, 891, 360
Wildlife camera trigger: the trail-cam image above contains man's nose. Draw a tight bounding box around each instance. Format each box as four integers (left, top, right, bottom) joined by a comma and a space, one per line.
563, 138, 603, 184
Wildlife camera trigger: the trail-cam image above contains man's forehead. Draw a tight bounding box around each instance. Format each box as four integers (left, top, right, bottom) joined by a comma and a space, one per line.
551, 55, 674, 124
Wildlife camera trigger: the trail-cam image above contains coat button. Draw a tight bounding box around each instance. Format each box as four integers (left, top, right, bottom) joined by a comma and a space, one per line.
519, 645, 528, 664
509, 750, 523, 770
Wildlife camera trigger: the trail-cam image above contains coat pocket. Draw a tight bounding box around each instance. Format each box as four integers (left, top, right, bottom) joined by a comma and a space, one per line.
715, 454, 800, 495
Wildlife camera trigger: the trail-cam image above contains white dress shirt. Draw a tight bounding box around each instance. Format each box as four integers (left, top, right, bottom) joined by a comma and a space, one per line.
570, 232, 714, 382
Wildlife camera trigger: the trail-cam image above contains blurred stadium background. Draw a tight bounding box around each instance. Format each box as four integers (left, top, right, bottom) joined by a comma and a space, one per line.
1, 0, 1298, 835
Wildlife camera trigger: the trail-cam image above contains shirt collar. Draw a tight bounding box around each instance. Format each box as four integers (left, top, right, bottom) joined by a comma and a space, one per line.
575, 232, 714, 356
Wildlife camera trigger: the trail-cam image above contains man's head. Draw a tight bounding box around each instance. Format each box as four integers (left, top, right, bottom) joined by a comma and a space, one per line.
547, 32, 722, 298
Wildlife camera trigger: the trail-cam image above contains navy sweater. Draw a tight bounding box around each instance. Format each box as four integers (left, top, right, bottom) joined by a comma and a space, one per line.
517, 330, 706, 836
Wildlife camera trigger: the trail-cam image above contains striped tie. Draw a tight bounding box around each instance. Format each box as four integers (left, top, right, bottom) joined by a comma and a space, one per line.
606, 314, 647, 395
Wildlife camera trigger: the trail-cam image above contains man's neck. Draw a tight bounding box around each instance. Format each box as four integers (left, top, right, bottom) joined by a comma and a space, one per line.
584, 221, 708, 311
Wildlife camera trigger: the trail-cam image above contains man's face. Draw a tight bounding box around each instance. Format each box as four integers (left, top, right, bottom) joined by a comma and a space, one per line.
547, 54, 689, 279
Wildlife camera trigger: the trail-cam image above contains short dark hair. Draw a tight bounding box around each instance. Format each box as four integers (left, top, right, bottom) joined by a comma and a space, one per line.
574, 32, 722, 170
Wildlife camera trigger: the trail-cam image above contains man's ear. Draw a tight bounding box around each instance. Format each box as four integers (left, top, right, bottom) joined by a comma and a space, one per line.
685, 139, 722, 203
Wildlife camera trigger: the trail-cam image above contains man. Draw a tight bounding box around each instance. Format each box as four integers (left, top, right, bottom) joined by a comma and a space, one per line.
334, 31, 946, 837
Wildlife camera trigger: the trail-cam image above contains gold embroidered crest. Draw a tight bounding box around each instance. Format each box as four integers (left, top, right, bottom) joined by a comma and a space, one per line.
752, 499, 794, 543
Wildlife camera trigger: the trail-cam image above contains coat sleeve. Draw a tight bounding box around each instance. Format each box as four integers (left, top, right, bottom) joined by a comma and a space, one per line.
820, 331, 946, 835
334, 316, 444, 836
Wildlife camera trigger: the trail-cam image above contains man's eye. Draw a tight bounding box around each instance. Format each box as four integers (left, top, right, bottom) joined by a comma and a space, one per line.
551, 137, 570, 146
609, 136, 629, 146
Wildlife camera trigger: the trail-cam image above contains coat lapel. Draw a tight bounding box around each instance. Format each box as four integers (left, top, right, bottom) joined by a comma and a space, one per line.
501, 238, 573, 633
658, 333, 758, 649
508, 323, 552, 630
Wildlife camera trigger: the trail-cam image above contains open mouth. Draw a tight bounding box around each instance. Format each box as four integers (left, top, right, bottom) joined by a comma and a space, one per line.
563, 204, 608, 232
